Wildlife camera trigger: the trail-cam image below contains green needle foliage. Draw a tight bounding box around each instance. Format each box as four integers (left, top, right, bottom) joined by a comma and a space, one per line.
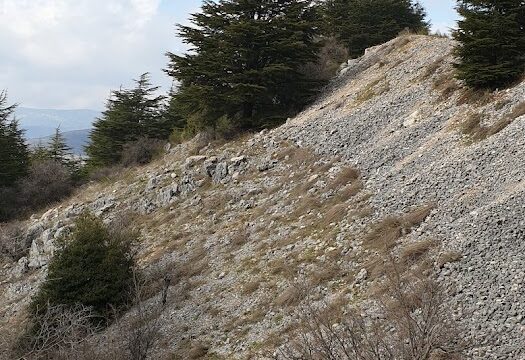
454, 0, 525, 89
0, 91, 29, 188
31, 213, 136, 322
48, 127, 72, 164
165, 0, 323, 134
85, 73, 170, 168
324, 0, 429, 58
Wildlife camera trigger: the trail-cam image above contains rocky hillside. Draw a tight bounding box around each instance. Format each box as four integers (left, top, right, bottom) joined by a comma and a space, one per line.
1, 35, 524, 359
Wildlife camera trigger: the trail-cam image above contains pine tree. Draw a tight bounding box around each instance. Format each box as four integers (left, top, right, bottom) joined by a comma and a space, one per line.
85, 74, 168, 167
165, 0, 322, 133
454, 0, 525, 89
324, 0, 429, 58
0, 91, 29, 187
48, 127, 72, 164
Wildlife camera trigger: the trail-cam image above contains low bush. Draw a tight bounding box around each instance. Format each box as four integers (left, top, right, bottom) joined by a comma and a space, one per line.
121, 137, 165, 167
279, 274, 466, 360
0, 160, 74, 222
301, 37, 349, 81
18, 160, 73, 211
0, 221, 29, 261
30, 213, 136, 321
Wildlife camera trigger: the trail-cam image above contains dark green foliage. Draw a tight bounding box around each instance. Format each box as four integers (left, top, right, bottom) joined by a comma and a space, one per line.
31, 213, 135, 321
454, 0, 525, 89
0, 91, 30, 187
48, 127, 73, 164
324, 0, 429, 58
85, 73, 170, 168
165, 0, 323, 133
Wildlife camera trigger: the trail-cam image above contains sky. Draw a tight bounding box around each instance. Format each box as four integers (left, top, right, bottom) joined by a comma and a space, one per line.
0, 0, 458, 111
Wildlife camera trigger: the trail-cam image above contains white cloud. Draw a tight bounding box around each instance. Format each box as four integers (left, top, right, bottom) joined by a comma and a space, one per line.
0, 0, 186, 109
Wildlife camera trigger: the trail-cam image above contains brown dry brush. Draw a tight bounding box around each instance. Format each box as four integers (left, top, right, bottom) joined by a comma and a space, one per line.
277, 272, 465, 360
14, 269, 163, 360
14, 304, 100, 359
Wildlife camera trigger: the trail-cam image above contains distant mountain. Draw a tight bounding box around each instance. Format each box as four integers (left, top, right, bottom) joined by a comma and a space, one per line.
15, 107, 100, 139
29, 129, 91, 155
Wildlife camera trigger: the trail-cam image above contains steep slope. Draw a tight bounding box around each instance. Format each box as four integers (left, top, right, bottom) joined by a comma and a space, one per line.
1, 35, 524, 359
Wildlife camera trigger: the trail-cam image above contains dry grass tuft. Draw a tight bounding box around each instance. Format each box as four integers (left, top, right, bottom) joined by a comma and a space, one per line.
402, 203, 435, 228
276, 285, 305, 308
278, 146, 316, 166
230, 231, 249, 249
400, 239, 437, 265
188, 342, 209, 359
437, 251, 462, 268
242, 280, 261, 295
364, 204, 435, 251
457, 88, 494, 106
328, 167, 360, 190
291, 195, 322, 218
310, 263, 342, 286
355, 77, 390, 106
364, 217, 404, 251
321, 203, 348, 227
419, 55, 446, 80
337, 181, 364, 202
433, 74, 460, 101
461, 101, 525, 141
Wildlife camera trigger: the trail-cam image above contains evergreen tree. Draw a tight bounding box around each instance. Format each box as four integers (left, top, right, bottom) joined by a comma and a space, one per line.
85, 74, 168, 167
48, 127, 72, 164
454, 0, 525, 89
30, 141, 52, 162
0, 91, 29, 187
324, 0, 429, 58
31, 213, 135, 321
165, 0, 322, 133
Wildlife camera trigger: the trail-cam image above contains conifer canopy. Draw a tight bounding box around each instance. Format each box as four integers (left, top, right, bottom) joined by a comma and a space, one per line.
0, 91, 29, 187
454, 0, 525, 89
85, 74, 169, 168
324, 0, 429, 58
165, 0, 323, 133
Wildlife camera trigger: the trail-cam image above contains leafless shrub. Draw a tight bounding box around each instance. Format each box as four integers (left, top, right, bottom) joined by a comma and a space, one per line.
15, 304, 100, 359
89, 165, 123, 182
18, 160, 73, 210
114, 270, 161, 360
278, 274, 465, 360
0, 221, 29, 261
121, 137, 166, 167
301, 37, 349, 81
